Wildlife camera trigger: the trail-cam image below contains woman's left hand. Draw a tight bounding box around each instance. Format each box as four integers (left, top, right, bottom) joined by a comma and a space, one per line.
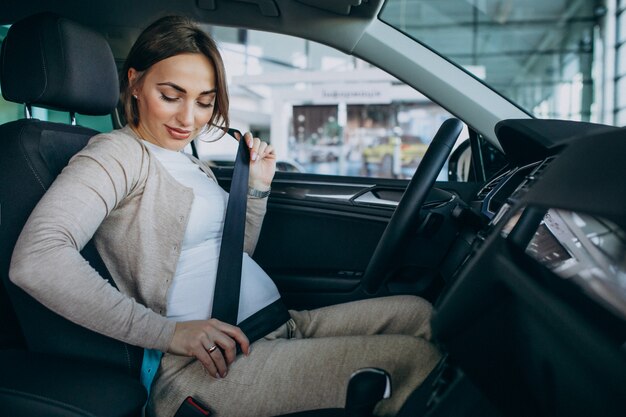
241, 132, 276, 190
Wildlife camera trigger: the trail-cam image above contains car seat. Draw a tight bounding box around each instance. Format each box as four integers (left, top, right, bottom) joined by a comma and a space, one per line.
0, 12, 390, 417
0, 12, 146, 417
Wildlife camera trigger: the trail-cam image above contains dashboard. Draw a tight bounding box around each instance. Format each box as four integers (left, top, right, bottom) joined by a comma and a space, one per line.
469, 122, 626, 325
432, 119, 626, 417
473, 158, 551, 221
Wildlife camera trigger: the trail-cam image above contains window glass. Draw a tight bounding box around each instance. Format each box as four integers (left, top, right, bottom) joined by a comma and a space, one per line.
0, 96, 21, 125
616, 108, 626, 126
380, 0, 602, 124
0, 26, 21, 124
0, 97, 114, 132
617, 43, 626, 78
618, 77, 626, 110
195, 28, 468, 180
619, 8, 626, 43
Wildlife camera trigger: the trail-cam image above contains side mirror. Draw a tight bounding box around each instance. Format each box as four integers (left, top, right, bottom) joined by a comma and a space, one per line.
448, 138, 508, 182
447, 139, 471, 182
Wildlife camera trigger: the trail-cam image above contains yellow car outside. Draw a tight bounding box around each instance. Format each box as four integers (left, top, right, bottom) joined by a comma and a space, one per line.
362, 135, 428, 176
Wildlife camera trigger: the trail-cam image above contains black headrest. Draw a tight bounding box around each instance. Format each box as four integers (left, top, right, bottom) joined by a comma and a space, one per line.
0, 13, 118, 116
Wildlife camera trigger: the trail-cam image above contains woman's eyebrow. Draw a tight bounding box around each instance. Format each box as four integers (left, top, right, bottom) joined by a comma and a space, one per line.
157, 82, 216, 95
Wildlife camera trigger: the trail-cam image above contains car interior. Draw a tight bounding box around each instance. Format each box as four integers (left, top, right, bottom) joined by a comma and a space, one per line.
1, 1, 626, 417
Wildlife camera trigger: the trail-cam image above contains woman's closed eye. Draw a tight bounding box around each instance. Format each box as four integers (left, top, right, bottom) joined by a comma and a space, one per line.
160, 93, 178, 103
197, 101, 213, 109
160, 93, 212, 108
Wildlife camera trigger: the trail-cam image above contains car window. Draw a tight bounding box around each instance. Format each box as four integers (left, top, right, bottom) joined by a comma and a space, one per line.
0, 26, 113, 133
193, 28, 468, 181
379, 0, 619, 126
0, 99, 113, 133
1, 26, 466, 180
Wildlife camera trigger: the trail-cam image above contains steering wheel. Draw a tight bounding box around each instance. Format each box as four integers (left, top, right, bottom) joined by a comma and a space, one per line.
361, 118, 463, 294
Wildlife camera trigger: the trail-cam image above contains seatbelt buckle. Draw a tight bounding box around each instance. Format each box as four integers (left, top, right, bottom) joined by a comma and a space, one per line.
174, 396, 212, 416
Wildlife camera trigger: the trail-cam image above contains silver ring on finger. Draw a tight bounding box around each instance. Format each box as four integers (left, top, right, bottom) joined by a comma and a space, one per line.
208, 345, 218, 354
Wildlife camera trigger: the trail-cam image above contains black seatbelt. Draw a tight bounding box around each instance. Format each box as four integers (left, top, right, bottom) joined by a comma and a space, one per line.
211, 129, 290, 347
211, 128, 249, 325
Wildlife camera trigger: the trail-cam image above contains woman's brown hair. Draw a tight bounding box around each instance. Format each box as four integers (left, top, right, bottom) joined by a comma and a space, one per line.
120, 15, 229, 132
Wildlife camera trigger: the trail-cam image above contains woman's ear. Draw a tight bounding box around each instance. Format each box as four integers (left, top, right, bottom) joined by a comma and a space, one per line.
127, 68, 140, 91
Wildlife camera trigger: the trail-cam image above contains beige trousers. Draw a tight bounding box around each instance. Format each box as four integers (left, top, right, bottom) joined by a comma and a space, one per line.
149, 295, 441, 417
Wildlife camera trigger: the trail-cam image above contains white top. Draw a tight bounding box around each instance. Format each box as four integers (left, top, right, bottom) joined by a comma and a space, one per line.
143, 141, 280, 324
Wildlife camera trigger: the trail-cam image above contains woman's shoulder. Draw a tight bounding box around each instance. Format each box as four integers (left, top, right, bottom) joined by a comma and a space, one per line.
74, 126, 151, 168
85, 126, 147, 156
68, 126, 151, 184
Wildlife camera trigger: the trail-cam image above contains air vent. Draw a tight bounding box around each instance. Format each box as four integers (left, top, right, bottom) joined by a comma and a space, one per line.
476, 171, 509, 201
530, 156, 556, 178
510, 157, 556, 200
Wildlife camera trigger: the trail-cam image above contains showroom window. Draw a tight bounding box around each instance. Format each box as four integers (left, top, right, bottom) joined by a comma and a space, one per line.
195, 28, 466, 180
616, 0, 626, 125
380, 0, 609, 124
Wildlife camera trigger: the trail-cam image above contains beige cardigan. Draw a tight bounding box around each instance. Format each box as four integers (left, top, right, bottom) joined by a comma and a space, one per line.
9, 126, 267, 352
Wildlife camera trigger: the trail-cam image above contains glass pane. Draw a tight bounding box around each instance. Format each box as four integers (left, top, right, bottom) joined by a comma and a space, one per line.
617, 43, 626, 78
0, 26, 22, 124
617, 76, 626, 109
619, 9, 626, 44
195, 29, 467, 180
616, 107, 626, 125
380, 0, 599, 123
30, 108, 113, 132
0, 95, 22, 124
77, 114, 114, 132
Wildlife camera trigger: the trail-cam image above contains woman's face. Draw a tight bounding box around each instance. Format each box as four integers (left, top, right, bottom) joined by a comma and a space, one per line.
129, 53, 216, 151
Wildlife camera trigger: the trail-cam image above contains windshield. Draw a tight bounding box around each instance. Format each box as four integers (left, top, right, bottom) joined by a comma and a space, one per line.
380, 0, 614, 125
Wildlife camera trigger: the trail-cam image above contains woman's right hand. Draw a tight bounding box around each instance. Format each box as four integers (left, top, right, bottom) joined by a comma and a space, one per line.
168, 319, 250, 378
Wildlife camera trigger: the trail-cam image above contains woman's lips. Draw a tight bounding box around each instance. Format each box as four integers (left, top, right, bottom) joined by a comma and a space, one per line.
165, 125, 191, 140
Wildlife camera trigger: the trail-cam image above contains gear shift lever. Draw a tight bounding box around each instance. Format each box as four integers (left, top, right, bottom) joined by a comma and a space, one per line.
345, 368, 392, 417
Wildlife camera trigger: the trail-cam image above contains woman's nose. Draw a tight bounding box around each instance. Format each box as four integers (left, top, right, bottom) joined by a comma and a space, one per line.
176, 101, 194, 126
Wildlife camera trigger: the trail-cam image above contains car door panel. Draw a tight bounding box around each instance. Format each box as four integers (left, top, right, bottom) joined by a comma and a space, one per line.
215, 169, 481, 309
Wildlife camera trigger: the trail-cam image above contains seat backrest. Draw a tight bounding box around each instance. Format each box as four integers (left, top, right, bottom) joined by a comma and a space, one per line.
0, 12, 143, 376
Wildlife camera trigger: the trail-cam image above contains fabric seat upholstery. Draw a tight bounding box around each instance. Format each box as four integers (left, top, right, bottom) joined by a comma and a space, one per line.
0, 12, 145, 417
0, 350, 146, 417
